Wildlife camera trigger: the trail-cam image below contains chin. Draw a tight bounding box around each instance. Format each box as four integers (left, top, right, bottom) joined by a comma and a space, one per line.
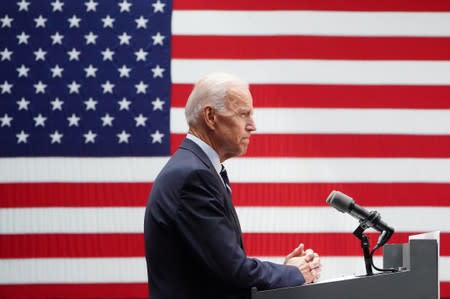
239, 146, 248, 156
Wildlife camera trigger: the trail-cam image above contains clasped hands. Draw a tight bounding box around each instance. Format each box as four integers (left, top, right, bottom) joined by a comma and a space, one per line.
284, 243, 322, 284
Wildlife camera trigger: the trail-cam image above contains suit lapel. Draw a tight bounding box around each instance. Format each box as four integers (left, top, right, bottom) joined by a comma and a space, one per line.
180, 138, 244, 248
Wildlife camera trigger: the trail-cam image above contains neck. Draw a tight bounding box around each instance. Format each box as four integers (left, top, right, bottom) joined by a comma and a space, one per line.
188, 127, 226, 162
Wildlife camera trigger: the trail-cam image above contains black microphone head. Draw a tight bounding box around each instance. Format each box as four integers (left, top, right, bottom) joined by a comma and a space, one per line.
326, 190, 355, 214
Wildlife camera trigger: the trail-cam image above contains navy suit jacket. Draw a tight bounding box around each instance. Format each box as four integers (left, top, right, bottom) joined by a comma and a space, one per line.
144, 139, 304, 299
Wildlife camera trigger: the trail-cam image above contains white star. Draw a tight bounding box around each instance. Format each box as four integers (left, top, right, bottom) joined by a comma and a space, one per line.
50, 130, 63, 144
135, 81, 148, 94
84, 31, 97, 45
134, 48, 148, 61
101, 113, 114, 126
50, 97, 64, 111
0, 48, 13, 61
50, 32, 64, 45
17, 64, 30, 78
101, 15, 114, 28
152, 97, 165, 111
51, 0, 64, 12
101, 48, 114, 61
67, 114, 81, 127
101, 80, 114, 94
68, 15, 81, 28
118, 32, 131, 45
118, 97, 131, 111
152, 0, 165, 13
16, 130, 29, 144
134, 114, 148, 127
67, 48, 81, 61
17, 97, 30, 110
83, 130, 97, 143
0, 81, 13, 94
17, 0, 31, 11
0, 114, 13, 127
34, 81, 47, 94
1, 15, 14, 28
118, 0, 132, 12
33, 114, 47, 127
151, 65, 165, 78
135, 16, 148, 29
151, 130, 164, 143
34, 15, 47, 28
84, 64, 97, 78
85, 0, 98, 12
33, 48, 47, 61
117, 130, 130, 143
67, 81, 81, 94
16, 32, 30, 45
50, 64, 64, 78
84, 97, 97, 110
118, 65, 131, 78
152, 32, 165, 46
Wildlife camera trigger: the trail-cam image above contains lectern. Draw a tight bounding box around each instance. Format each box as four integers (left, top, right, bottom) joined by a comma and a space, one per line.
251, 239, 438, 299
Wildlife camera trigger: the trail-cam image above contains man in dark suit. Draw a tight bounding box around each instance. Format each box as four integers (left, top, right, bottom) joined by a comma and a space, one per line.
144, 73, 321, 299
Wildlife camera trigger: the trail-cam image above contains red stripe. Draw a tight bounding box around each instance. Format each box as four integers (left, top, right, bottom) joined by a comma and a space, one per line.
0, 283, 449, 299
231, 183, 450, 207
243, 232, 450, 256
173, 0, 450, 11
173, 36, 450, 60
172, 134, 450, 158
0, 283, 148, 299
442, 283, 450, 299
2, 182, 450, 207
0, 182, 151, 207
1, 232, 448, 258
171, 84, 450, 109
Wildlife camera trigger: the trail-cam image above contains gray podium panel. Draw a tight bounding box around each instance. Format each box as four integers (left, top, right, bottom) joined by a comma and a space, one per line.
251, 239, 438, 299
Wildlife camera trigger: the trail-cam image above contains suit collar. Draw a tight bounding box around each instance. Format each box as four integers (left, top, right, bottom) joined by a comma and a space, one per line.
179, 138, 215, 170
186, 134, 222, 175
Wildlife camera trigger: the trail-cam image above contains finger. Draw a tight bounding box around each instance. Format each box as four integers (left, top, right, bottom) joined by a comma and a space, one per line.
304, 249, 315, 262
301, 268, 314, 284
286, 243, 304, 259
309, 256, 321, 269
312, 271, 321, 283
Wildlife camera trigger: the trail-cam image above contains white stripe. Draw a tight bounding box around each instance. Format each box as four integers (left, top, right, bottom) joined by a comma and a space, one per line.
172, 59, 450, 85
0, 257, 448, 284
1, 207, 449, 234
236, 207, 450, 233
259, 256, 383, 281
258, 256, 450, 282
173, 11, 450, 37
0, 258, 146, 284
225, 158, 450, 183
0, 157, 167, 182
170, 108, 450, 134
2, 158, 450, 183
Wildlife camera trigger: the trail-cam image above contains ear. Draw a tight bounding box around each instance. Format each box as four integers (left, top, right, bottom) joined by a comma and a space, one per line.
202, 106, 216, 130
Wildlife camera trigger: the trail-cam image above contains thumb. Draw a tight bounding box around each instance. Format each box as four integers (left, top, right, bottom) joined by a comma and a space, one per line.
285, 243, 304, 261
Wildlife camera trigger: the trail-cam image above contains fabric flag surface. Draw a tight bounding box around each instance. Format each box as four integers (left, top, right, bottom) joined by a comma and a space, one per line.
1, 0, 450, 298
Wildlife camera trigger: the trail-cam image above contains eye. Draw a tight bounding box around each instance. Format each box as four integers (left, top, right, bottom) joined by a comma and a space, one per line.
239, 111, 250, 118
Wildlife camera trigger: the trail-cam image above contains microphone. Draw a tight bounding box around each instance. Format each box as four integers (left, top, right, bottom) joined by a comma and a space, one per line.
326, 190, 394, 248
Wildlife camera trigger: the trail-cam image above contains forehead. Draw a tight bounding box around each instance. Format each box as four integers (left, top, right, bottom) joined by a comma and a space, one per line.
226, 85, 253, 109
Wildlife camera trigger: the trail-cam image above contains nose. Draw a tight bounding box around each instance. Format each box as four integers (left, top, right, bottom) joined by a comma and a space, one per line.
246, 117, 256, 132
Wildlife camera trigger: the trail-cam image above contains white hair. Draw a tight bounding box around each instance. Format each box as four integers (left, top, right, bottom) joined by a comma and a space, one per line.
184, 72, 248, 127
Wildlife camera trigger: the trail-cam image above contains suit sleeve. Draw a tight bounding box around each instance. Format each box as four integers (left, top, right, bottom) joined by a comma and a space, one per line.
175, 169, 305, 291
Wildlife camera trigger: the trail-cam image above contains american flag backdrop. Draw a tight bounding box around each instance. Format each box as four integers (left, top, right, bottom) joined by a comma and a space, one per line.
1, 0, 450, 298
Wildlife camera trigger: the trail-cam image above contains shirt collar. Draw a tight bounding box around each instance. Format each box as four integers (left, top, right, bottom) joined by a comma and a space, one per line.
186, 133, 222, 176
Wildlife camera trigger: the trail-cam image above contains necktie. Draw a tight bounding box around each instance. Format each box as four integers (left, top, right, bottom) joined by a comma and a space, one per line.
220, 165, 243, 247
220, 165, 232, 193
